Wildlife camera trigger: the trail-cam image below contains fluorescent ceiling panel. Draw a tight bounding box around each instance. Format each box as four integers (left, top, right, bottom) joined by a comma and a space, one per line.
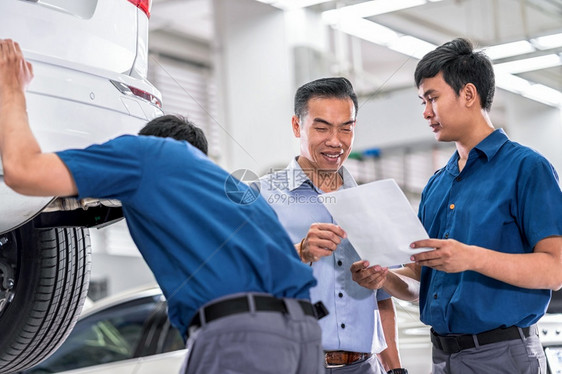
388, 35, 436, 59
329, 17, 399, 45
483, 40, 535, 60
523, 84, 562, 107
495, 71, 562, 107
256, 0, 333, 9
532, 33, 562, 50
333, 0, 425, 18
323, 0, 444, 20
495, 71, 532, 93
494, 54, 562, 74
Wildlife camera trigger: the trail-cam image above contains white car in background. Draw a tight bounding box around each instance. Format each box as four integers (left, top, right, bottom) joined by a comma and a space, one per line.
19, 287, 186, 374
394, 299, 432, 373
18, 287, 434, 374
397, 291, 562, 374
0, 1, 162, 372
539, 292, 562, 374
16, 286, 562, 374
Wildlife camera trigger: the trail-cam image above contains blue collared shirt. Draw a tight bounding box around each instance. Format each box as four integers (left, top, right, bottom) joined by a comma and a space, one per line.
418, 129, 562, 335
57, 136, 317, 339
259, 158, 390, 353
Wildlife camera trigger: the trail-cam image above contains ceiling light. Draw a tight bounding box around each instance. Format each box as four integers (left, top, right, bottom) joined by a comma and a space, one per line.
495, 71, 562, 108
328, 17, 399, 45
327, 0, 426, 19
388, 35, 436, 59
483, 40, 535, 60
494, 54, 562, 74
323, 0, 444, 21
523, 84, 562, 107
494, 71, 531, 94
479, 32, 562, 60
325, 16, 435, 60
531, 33, 562, 50
256, 0, 333, 9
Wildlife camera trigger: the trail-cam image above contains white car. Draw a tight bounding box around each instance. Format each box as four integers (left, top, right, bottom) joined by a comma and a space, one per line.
18, 286, 434, 374
539, 294, 562, 374
18, 285, 562, 374
394, 299, 432, 373
0, 1, 162, 372
19, 287, 187, 374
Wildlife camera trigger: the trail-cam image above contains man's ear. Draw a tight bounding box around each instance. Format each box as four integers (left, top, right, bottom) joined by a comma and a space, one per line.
292, 115, 301, 138
463, 83, 479, 107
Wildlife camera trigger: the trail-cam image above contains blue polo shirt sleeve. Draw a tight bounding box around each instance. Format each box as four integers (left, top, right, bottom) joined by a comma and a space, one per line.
56, 135, 143, 202
516, 155, 562, 248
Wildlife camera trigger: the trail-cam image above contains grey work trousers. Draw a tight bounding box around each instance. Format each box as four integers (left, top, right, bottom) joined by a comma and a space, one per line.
181, 295, 323, 374
325, 355, 387, 374
432, 325, 546, 374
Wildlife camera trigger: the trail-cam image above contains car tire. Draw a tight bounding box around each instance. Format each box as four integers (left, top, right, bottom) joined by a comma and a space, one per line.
0, 221, 91, 374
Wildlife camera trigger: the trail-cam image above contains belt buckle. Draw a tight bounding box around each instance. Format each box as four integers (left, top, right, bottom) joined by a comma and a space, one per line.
325, 363, 346, 368
324, 359, 345, 369
324, 352, 345, 368
441, 336, 462, 354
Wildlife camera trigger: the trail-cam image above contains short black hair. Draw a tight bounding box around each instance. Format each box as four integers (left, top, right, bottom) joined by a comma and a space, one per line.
294, 77, 359, 120
414, 38, 495, 111
139, 114, 208, 155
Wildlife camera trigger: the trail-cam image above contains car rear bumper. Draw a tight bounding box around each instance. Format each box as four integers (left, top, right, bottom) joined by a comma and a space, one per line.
0, 58, 162, 233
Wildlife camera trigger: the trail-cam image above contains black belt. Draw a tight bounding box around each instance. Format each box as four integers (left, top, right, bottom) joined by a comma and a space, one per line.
189, 294, 318, 329
430, 326, 532, 354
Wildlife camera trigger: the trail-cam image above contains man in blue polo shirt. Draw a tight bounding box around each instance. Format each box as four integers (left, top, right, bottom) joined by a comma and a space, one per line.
351, 38, 562, 373
0, 39, 322, 374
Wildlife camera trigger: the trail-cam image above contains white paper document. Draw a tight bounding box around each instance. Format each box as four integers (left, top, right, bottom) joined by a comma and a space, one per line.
322, 179, 430, 267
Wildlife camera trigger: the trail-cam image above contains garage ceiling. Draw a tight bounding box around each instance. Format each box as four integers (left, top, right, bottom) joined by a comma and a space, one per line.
150, 0, 562, 107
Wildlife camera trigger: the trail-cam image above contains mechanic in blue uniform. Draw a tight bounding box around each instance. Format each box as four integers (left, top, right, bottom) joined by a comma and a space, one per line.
0, 39, 323, 374
351, 38, 562, 374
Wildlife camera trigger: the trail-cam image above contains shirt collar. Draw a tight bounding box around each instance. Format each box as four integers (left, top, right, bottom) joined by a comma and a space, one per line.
472, 128, 509, 161
286, 157, 357, 192
445, 128, 509, 172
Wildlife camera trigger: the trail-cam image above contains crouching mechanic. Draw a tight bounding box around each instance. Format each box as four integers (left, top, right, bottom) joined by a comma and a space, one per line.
0, 39, 323, 374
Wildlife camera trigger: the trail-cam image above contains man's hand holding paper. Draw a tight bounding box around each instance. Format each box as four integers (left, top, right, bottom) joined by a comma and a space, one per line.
410, 238, 477, 273
349, 260, 389, 289
322, 178, 431, 267
299, 223, 346, 263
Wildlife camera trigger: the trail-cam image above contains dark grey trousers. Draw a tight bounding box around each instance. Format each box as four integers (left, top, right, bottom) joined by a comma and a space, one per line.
181, 294, 323, 374
432, 325, 546, 374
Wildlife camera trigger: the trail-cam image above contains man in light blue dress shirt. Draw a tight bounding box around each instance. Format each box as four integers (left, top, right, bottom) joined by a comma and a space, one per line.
259, 77, 406, 374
